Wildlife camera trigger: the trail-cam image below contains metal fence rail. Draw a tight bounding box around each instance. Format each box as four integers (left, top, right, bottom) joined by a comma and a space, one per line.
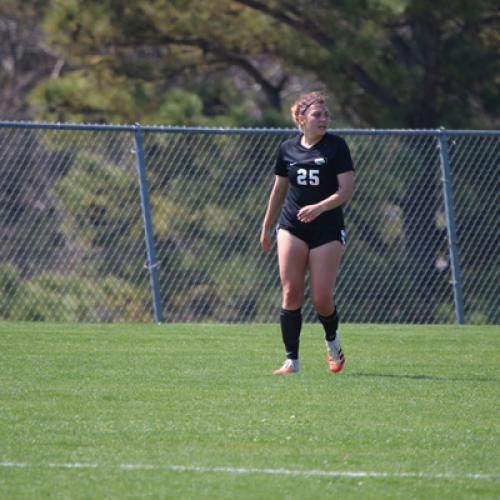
0, 122, 498, 324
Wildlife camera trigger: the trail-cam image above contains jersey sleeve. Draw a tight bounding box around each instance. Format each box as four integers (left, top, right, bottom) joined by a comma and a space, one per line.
332, 138, 354, 174
274, 144, 288, 177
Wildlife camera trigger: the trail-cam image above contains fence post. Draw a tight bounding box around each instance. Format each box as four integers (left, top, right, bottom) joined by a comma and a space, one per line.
133, 125, 164, 323
437, 127, 465, 324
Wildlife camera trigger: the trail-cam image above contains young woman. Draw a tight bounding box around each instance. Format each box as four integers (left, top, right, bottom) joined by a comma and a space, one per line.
260, 92, 355, 374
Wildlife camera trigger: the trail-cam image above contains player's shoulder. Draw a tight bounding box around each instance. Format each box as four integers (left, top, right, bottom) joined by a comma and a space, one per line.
323, 132, 349, 146
323, 132, 354, 170
279, 134, 301, 151
321, 132, 351, 156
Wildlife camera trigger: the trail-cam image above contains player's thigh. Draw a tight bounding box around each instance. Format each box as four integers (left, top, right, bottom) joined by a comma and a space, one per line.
277, 228, 309, 291
308, 240, 343, 300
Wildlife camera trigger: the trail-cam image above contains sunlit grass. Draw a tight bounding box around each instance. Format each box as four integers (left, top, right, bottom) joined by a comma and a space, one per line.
1, 322, 499, 499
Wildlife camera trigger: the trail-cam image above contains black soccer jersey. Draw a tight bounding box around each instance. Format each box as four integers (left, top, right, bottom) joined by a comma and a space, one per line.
274, 132, 354, 229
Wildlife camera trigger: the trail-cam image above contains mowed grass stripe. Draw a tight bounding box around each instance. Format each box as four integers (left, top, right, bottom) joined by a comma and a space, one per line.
1, 322, 499, 499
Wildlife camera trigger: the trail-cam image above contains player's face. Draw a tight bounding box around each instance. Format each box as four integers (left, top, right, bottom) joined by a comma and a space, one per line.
301, 104, 330, 137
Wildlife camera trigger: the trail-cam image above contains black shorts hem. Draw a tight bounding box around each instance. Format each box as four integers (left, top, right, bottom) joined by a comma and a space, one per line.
278, 223, 346, 249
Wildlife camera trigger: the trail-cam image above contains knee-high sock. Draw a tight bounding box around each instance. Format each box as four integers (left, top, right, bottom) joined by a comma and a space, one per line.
280, 308, 302, 360
318, 308, 339, 341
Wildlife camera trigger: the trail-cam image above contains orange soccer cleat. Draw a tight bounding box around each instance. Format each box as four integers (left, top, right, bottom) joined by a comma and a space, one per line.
273, 359, 300, 374
326, 334, 345, 373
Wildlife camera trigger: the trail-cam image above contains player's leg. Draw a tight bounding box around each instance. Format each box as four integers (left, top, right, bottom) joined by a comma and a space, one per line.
308, 239, 342, 315
308, 240, 345, 372
273, 228, 308, 374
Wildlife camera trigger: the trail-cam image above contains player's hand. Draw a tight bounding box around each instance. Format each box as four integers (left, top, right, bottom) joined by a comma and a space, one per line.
297, 204, 323, 223
260, 227, 272, 253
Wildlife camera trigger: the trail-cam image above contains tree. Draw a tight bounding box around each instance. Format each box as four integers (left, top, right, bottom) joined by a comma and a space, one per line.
237, 0, 500, 128
27, 0, 499, 128
30, 0, 297, 126
0, 0, 60, 120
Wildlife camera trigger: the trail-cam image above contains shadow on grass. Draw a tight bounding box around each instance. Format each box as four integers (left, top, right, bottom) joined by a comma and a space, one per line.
348, 372, 500, 384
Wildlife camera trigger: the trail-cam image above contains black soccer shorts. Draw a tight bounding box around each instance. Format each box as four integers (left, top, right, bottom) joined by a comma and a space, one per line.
278, 221, 346, 249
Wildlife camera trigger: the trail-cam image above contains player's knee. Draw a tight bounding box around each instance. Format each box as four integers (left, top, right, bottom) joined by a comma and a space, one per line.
311, 294, 334, 316
281, 287, 304, 310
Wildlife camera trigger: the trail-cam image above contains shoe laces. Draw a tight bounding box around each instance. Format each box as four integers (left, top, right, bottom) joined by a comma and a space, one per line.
327, 334, 342, 360
282, 359, 299, 371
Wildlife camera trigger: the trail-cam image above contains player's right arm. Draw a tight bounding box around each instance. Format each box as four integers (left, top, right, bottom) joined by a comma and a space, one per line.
260, 175, 289, 253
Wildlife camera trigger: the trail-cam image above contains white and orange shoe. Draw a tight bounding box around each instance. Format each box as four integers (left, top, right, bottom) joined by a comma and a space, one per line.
326, 335, 345, 373
273, 359, 299, 374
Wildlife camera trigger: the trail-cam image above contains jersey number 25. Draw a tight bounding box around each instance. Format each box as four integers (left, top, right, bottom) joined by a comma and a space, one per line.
297, 168, 319, 186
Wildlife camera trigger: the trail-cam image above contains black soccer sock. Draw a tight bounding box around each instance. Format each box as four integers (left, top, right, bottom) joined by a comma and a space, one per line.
318, 308, 339, 342
280, 308, 302, 360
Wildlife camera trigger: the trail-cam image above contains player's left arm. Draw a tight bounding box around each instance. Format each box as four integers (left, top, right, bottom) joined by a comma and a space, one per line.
297, 171, 355, 223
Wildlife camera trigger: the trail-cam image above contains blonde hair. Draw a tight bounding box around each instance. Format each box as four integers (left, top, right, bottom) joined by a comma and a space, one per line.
290, 92, 327, 128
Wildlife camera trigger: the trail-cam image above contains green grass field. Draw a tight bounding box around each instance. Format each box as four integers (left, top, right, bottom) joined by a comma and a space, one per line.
0, 322, 499, 499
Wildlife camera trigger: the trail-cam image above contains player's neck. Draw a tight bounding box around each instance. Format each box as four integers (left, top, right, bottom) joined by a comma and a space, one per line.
300, 133, 324, 149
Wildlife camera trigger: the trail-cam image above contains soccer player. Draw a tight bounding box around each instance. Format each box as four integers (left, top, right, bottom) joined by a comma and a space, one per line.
260, 92, 355, 374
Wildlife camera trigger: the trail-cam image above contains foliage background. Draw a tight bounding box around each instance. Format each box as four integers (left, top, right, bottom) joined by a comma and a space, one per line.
0, 1, 498, 324
1, 0, 499, 128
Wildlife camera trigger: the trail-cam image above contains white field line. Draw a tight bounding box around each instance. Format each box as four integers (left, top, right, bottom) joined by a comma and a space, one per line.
0, 461, 498, 481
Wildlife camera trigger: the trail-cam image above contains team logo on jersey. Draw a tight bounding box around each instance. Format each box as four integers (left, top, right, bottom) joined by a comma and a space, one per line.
314, 157, 326, 165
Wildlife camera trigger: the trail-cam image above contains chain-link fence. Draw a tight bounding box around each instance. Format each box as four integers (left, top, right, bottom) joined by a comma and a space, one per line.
0, 122, 498, 324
